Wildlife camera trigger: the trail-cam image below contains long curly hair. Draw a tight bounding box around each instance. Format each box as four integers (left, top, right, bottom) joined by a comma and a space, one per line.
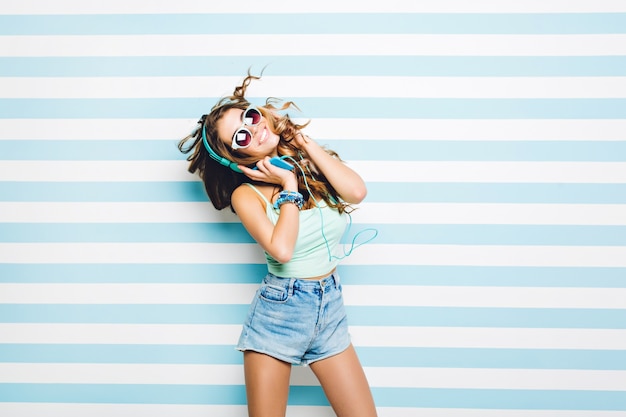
178, 72, 350, 214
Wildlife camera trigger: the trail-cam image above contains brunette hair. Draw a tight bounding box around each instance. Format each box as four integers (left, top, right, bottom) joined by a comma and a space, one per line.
178, 72, 349, 214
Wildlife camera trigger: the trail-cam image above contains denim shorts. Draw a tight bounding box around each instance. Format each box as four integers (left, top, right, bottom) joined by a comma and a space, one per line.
236, 272, 351, 366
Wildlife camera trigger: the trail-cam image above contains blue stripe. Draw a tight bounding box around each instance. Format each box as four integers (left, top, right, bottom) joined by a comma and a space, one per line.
356, 347, 626, 370
1, 305, 624, 328
1, 344, 624, 370
0, 344, 243, 365
0, 223, 254, 243
2, 223, 625, 246
0, 140, 186, 161
2, 98, 626, 119
0, 264, 267, 284
348, 306, 626, 328
3, 140, 626, 162
0, 384, 624, 409
342, 266, 626, 288
0, 383, 250, 405
1, 264, 625, 288
3, 56, 626, 77
2, 182, 626, 204
0, 182, 208, 202
1, 13, 624, 35
366, 224, 626, 246
0, 304, 248, 325
372, 388, 626, 410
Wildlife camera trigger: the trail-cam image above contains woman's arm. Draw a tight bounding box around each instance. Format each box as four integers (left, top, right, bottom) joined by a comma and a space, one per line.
297, 134, 367, 204
232, 158, 300, 263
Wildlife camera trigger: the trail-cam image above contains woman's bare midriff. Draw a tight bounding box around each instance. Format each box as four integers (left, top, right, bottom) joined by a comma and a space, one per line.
299, 267, 336, 281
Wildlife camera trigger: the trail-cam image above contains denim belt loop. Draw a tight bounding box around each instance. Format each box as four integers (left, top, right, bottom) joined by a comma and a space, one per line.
288, 277, 296, 296
333, 273, 340, 289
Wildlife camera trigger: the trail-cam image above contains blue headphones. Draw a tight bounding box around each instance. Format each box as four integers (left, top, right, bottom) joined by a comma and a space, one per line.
201, 124, 245, 173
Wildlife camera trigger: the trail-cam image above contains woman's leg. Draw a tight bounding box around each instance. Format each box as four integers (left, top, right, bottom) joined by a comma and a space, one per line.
309, 344, 377, 417
243, 351, 292, 417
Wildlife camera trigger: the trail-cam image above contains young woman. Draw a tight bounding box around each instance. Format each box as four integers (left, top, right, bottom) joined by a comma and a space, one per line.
178, 73, 377, 417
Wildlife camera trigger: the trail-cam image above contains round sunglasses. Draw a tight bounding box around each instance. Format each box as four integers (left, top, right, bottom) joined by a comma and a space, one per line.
231, 107, 262, 150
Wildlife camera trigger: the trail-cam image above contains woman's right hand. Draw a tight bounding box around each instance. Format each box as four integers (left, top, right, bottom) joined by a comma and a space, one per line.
239, 157, 298, 191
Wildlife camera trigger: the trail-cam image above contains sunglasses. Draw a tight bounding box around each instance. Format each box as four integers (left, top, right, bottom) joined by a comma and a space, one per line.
231, 107, 262, 150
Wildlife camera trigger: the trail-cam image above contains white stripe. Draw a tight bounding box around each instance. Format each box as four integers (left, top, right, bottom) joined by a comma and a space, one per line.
0, 283, 257, 305
308, 119, 626, 142
2, 283, 625, 309
0, 363, 248, 385
0, 242, 266, 264
364, 368, 626, 391
2, 324, 625, 350
3, 202, 625, 225
0, 405, 623, 417
344, 286, 626, 309
2, 243, 626, 267
352, 161, 626, 183
0, 118, 197, 141
0, 242, 265, 263
3, 160, 626, 183
0, 404, 336, 417
3, 0, 626, 14
343, 244, 626, 267
351, 326, 626, 350
4, 76, 626, 99
0, 324, 243, 345
0, 161, 195, 182
377, 410, 626, 417
4, 119, 626, 142
354, 203, 626, 226
0, 404, 329, 417
2, 34, 626, 57
2, 363, 625, 390
0, 202, 233, 223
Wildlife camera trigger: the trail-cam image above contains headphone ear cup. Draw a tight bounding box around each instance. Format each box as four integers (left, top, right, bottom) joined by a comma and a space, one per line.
226, 159, 243, 173
202, 126, 243, 173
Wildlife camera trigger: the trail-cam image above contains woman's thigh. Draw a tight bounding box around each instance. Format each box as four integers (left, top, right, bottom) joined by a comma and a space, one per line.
244, 351, 292, 417
309, 344, 378, 417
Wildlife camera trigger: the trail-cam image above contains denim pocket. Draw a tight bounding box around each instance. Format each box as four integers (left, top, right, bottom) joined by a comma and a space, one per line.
259, 284, 289, 303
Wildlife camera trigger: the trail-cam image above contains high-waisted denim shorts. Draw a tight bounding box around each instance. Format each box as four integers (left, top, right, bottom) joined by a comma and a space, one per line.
236, 272, 351, 366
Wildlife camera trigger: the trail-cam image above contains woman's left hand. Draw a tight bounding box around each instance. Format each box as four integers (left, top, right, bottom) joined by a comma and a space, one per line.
292, 132, 311, 148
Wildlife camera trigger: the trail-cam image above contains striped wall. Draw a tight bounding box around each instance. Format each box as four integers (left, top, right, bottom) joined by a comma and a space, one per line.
1, 1, 626, 415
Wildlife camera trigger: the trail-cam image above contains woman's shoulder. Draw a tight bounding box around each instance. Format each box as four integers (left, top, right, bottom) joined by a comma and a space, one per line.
232, 183, 274, 207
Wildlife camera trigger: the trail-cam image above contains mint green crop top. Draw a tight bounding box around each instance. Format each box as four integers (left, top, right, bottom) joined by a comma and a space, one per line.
244, 183, 347, 278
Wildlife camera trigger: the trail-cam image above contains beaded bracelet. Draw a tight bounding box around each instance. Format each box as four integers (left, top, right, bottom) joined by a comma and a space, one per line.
273, 190, 304, 210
